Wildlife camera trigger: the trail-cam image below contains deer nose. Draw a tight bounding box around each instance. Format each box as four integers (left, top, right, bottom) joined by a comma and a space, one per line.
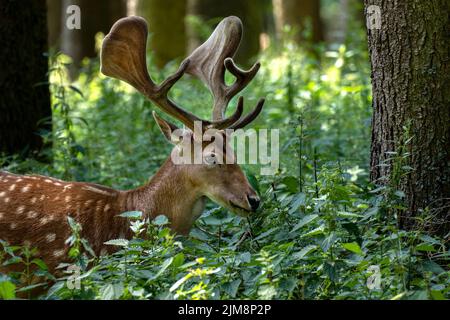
247, 195, 260, 211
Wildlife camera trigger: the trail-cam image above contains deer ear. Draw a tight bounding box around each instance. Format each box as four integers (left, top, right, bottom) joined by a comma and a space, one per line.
152, 111, 180, 143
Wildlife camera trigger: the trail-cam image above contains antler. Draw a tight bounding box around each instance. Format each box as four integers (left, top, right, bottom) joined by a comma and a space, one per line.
184, 16, 265, 127
100, 16, 242, 130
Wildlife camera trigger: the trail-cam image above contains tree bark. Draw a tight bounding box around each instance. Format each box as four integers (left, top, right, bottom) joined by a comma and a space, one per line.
47, 0, 63, 49
0, 0, 51, 158
365, 0, 450, 236
136, 0, 187, 68
187, 0, 263, 65
273, 0, 324, 44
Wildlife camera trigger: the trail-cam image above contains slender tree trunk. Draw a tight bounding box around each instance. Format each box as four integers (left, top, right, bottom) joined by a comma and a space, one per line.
187, 0, 263, 65
273, 0, 324, 44
365, 0, 450, 236
136, 0, 187, 68
0, 0, 51, 158
60, 0, 127, 76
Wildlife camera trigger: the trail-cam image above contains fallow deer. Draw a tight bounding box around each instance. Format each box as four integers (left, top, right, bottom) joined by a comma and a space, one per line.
0, 16, 265, 274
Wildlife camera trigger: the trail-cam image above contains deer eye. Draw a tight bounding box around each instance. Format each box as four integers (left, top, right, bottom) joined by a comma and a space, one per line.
204, 153, 218, 166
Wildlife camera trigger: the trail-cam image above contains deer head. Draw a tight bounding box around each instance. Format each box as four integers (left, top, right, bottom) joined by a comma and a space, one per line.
0, 16, 266, 277
101, 16, 265, 222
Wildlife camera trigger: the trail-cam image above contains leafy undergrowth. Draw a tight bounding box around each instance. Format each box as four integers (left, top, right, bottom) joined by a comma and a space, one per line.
0, 35, 449, 299
1, 167, 448, 300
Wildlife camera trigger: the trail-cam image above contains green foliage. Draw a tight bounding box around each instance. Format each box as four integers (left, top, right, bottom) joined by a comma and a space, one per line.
1, 37, 448, 300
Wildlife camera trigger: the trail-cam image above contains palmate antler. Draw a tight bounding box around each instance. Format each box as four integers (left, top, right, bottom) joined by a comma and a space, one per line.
101, 16, 264, 130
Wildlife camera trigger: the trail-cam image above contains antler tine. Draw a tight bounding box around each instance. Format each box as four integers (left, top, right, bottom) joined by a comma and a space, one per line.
211, 96, 244, 130
229, 98, 265, 130
184, 16, 262, 124
224, 58, 260, 104
101, 16, 214, 130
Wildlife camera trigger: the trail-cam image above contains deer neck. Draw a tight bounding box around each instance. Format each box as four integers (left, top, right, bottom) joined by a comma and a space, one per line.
124, 158, 205, 235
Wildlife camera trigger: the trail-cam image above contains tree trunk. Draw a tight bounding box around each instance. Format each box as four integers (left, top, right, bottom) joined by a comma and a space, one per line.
365, 0, 450, 236
273, 0, 324, 44
0, 0, 51, 158
60, 0, 127, 76
187, 0, 263, 65
47, 0, 63, 49
136, 0, 187, 69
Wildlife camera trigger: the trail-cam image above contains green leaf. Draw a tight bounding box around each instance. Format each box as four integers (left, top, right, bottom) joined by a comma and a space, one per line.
31, 258, 48, 271
289, 193, 306, 214
279, 277, 297, 292
172, 253, 185, 268
321, 232, 338, 252
104, 239, 129, 247
118, 211, 143, 219
342, 242, 363, 255
415, 243, 436, 252
254, 228, 278, 241
170, 275, 189, 292
282, 176, 299, 193
0, 280, 16, 300
430, 290, 446, 300
336, 211, 362, 218
153, 215, 169, 226
291, 214, 319, 232
292, 245, 318, 260
420, 261, 445, 275
99, 283, 124, 300
301, 225, 325, 238
239, 252, 251, 263
257, 285, 277, 299
222, 279, 241, 298
151, 257, 173, 280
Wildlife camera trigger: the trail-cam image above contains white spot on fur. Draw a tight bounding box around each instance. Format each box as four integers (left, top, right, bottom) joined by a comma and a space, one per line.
63, 184, 73, 192
104, 204, 111, 212
65, 196, 71, 202
0, 212, 4, 219
44, 179, 53, 183
31, 197, 37, 204
17, 178, 23, 182
21, 184, 32, 192
46, 233, 56, 243
17, 206, 25, 214
53, 249, 65, 257
9, 184, 16, 191
40, 195, 45, 201
4, 197, 10, 203
10, 223, 17, 230
40, 217, 49, 225
0, 191, 5, 197
27, 211, 38, 218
